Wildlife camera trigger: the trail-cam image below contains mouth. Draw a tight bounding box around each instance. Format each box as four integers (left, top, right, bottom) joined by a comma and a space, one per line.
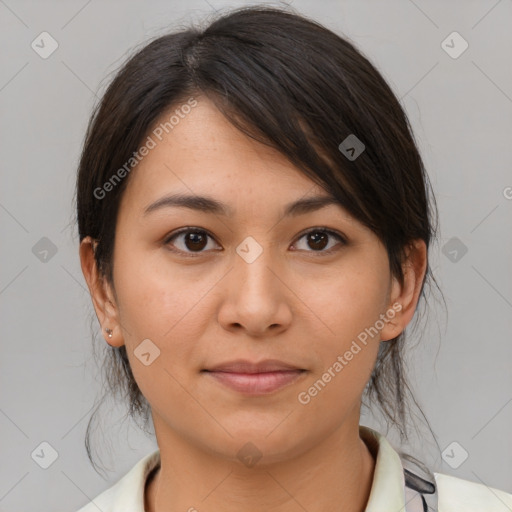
201, 359, 307, 395
203, 358, 306, 373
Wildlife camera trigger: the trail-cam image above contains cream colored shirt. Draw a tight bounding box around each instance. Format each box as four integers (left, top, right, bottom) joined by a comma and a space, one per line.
75, 426, 512, 512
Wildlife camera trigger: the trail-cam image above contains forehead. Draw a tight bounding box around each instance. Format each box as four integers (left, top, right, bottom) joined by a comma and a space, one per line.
120, 98, 331, 210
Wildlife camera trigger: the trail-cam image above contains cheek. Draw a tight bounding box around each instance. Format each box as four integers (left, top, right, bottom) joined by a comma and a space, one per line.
295, 276, 383, 421
113, 251, 214, 414
295, 256, 388, 398
113, 248, 211, 367
303, 259, 389, 345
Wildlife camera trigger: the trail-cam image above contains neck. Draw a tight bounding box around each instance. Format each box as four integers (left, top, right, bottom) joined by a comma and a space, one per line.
145, 422, 376, 512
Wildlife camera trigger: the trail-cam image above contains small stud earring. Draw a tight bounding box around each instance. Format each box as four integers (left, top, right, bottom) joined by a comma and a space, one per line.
105, 327, 113, 338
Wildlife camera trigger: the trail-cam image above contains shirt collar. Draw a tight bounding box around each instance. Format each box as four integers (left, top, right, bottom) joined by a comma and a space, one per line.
106, 447, 160, 512
104, 425, 411, 512
359, 425, 408, 512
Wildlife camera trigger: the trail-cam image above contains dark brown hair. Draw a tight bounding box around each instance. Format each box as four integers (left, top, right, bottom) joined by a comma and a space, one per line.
75, 5, 445, 476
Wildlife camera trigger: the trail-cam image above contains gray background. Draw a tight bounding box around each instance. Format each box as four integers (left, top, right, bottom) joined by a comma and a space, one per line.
1, 0, 511, 511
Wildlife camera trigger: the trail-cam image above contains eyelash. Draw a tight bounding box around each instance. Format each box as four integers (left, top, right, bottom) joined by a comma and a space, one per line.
163, 227, 347, 258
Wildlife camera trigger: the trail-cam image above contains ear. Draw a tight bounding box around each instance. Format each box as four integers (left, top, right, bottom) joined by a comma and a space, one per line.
79, 236, 124, 347
380, 239, 427, 342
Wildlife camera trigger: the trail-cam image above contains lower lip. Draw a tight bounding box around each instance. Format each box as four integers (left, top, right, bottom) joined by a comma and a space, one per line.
204, 370, 306, 395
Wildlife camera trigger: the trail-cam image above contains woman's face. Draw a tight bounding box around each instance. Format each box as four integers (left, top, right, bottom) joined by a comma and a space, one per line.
82, 97, 423, 464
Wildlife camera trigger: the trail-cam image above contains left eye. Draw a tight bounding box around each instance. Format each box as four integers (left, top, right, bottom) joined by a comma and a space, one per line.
292, 228, 346, 254
163, 227, 346, 256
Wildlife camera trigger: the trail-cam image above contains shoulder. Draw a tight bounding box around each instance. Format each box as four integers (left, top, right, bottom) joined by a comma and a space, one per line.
74, 484, 118, 512
435, 472, 512, 512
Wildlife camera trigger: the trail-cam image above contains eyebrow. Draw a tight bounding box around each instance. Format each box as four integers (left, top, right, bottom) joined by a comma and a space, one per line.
143, 193, 344, 218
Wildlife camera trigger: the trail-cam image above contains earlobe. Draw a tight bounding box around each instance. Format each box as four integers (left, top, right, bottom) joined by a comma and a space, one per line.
379, 239, 427, 342
79, 236, 124, 347
379, 303, 403, 342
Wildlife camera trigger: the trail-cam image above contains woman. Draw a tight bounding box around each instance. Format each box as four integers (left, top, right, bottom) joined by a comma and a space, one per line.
74, 6, 512, 512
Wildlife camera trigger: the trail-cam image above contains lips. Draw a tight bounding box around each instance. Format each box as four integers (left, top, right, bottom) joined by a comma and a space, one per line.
202, 359, 307, 395
203, 358, 305, 373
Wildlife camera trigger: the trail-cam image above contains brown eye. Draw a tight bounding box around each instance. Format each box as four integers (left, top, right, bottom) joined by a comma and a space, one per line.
183, 231, 208, 251
164, 226, 346, 258
164, 228, 220, 256
306, 231, 328, 250
292, 228, 346, 255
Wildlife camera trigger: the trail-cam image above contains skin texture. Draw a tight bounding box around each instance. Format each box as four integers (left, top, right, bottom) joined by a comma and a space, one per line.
80, 97, 427, 512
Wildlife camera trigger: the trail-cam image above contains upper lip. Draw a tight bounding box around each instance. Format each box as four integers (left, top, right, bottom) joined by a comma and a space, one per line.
204, 359, 305, 373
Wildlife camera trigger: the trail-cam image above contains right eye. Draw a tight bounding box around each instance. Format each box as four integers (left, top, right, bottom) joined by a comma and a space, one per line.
163, 227, 222, 257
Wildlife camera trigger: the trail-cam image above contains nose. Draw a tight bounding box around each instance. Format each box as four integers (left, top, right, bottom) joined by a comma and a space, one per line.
217, 242, 293, 337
